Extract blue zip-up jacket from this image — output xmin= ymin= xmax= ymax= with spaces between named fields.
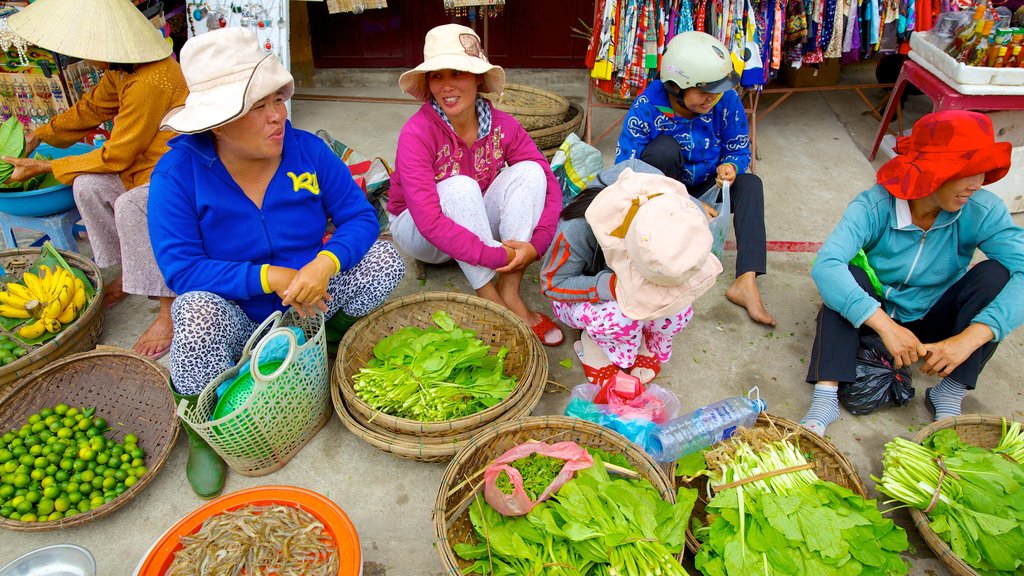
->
xmin=812 ymin=185 xmax=1024 ymax=341
xmin=614 ymin=80 xmax=751 ymax=187
xmin=148 ymin=121 xmax=379 ymax=322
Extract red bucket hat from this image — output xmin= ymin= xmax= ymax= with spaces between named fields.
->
xmin=876 ymin=110 xmax=1012 ymax=200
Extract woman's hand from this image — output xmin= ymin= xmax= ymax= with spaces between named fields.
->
xmin=715 ymin=163 xmax=737 ymax=184
xmin=865 ymin=309 xmax=927 ymax=369
xmin=921 ymin=324 xmax=994 ymax=377
xmin=2 ymin=156 xmax=52 ymax=183
xmin=496 ymin=240 xmax=538 ymax=274
xmin=281 ymin=254 xmax=335 ymax=317
xmin=23 ymin=132 xmax=40 ymax=157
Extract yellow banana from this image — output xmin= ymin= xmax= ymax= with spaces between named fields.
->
xmin=0 ymin=289 xmax=29 ymax=308
xmin=22 ymin=272 xmax=45 ymax=301
xmin=6 ymin=282 xmax=33 ymax=302
xmin=72 ymin=278 xmax=86 ymax=310
xmin=0 ymin=304 xmax=30 ymax=319
xmin=42 ymin=318 xmax=61 ymax=334
xmin=56 ymin=303 xmax=78 ymax=324
xmin=43 ymin=284 xmax=72 ymax=320
xmin=47 ymin=267 xmax=66 ymax=301
xmin=38 ymin=266 xmax=53 ymax=297
xmin=0 ymin=291 xmax=11 ymax=305
xmin=18 ymin=320 xmax=46 ymax=339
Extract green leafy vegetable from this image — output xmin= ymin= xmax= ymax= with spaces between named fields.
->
xmin=0 ymin=116 xmax=25 ymax=184
xmin=495 ymin=453 xmax=565 ymax=499
xmin=352 ymin=310 xmax=516 ymax=421
xmin=558 ymin=357 xmax=573 ymax=369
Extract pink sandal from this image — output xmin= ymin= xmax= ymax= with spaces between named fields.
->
xmin=530 ymin=313 xmax=564 ymax=347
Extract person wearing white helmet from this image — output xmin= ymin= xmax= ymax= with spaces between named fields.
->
xmin=616 ymin=31 xmax=775 ymax=326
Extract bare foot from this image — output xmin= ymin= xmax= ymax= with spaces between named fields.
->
xmin=102 ymin=274 xmax=127 ymax=310
xmin=725 ymin=272 xmax=776 ymax=326
xmin=132 ymin=297 xmax=174 ymax=359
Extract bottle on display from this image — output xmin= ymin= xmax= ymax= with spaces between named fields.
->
xmin=647 ymin=388 xmax=767 ymax=462
xmin=985 ymin=29 xmax=1012 ymax=66
xmin=948 ymin=3 xmax=990 ymax=57
xmin=994 ymin=46 xmax=1010 ymax=67
xmin=1007 ymin=45 xmax=1022 ymax=67
xmin=965 ymin=20 xmax=997 ymax=65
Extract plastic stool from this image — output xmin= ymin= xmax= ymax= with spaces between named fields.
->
xmin=0 ymin=207 xmax=82 ymax=253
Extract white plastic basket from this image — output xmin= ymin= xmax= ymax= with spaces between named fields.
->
xmin=909 ymin=31 xmax=1024 ymax=89
xmin=176 ymin=309 xmax=331 ymax=476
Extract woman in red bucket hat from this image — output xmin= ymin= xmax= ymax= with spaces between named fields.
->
xmin=800 ymin=110 xmax=1024 ymax=436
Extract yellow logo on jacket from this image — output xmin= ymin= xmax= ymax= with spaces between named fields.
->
xmin=287 ymin=172 xmax=320 ymax=195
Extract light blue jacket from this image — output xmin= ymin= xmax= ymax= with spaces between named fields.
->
xmin=812 ymin=185 xmax=1024 ymax=341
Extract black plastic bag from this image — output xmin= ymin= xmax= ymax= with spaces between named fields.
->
xmin=838 ymin=335 xmax=914 ymax=415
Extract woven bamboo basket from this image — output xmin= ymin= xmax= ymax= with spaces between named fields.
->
xmin=593 ymin=81 xmax=636 ymax=106
xmin=334 ymin=292 xmax=545 ymax=437
xmin=676 ymin=413 xmax=867 ymax=554
xmin=483 ymin=83 xmax=570 ymax=131
xmin=333 ymin=366 xmax=545 ymax=463
xmin=0 ymin=249 xmax=105 ymax=399
xmin=0 ymin=347 xmax=178 ymax=531
xmin=433 ymin=416 xmax=683 ymax=573
xmin=530 ymin=101 xmax=584 ymax=151
xmin=908 ymin=414 xmax=1017 ymax=576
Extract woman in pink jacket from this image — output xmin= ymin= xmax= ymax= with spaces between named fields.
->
xmin=388 ymin=24 xmax=565 ymax=346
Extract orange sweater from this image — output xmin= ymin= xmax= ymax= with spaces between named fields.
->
xmin=36 ymin=57 xmax=188 ymax=189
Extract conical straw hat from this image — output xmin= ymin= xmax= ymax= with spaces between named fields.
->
xmin=9 ymin=0 xmax=171 ymax=64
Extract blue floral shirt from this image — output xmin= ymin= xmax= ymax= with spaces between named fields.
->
xmin=615 ymin=80 xmax=751 ymax=187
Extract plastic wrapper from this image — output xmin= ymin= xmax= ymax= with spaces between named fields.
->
xmin=564 ymin=383 xmax=682 ymax=453
xmin=839 ymin=334 xmax=914 ymax=415
xmin=483 ymin=441 xmax=593 ymax=516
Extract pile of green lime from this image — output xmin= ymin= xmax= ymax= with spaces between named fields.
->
xmin=0 ymin=404 xmax=147 ymax=523
xmin=0 ymin=335 xmax=28 ymax=366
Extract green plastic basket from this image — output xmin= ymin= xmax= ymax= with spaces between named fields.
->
xmin=212 ymin=360 xmax=284 ymax=421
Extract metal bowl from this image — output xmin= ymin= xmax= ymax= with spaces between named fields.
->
xmin=0 ymin=544 xmax=96 ymax=576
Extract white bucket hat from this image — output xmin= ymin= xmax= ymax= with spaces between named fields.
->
xmin=161 ymin=28 xmax=294 ymax=134
xmin=8 ymin=0 xmax=171 ymax=64
xmin=398 ymin=24 xmax=505 ymax=101
xmin=586 ymin=169 xmax=723 ymax=321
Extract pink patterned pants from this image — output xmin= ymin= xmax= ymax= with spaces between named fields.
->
xmin=551 ymin=299 xmax=693 ymax=369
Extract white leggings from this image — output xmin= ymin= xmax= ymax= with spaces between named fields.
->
xmin=390 ymin=161 xmax=547 ymax=289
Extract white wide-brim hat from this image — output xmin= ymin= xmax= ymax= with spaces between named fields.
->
xmin=9 ymin=0 xmax=171 ymax=64
xmin=398 ymin=24 xmax=505 ymax=101
xmin=586 ymin=169 xmax=723 ymax=321
xmin=161 ymin=28 xmax=294 ymax=134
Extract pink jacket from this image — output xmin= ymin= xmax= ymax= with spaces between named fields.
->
xmin=388 ymin=101 xmax=562 ymax=269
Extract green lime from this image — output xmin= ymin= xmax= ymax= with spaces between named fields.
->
xmin=12 ymin=347 xmax=26 ymax=358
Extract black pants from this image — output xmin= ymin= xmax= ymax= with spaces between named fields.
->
xmin=639 ymin=134 xmax=767 ymax=276
xmin=806 ymin=261 xmax=1009 ymax=390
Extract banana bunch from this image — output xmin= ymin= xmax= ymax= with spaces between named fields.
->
xmin=0 ymin=266 xmax=87 ymax=339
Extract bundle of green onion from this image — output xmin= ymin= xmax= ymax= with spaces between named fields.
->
xmin=685 ymin=428 xmax=910 ymax=575
xmin=874 ymin=420 xmax=1024 ymax=575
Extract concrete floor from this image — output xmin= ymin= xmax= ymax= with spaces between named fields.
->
xmin=3 ymin=66 xmax=1024 ymax=576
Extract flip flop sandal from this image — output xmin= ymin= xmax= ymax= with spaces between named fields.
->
xmin=530 ymin=313 xmax=564 ymax=347
xmin=581 ymin=362 xmax=626 ymax=387
xmin=103 ymin=290 xmax=128 ymax=310
xmin=630 ymin=354 xmax=662 ymax=378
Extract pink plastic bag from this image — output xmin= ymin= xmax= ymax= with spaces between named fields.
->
xmin=483 ymin=441 xmax=594 ymax=516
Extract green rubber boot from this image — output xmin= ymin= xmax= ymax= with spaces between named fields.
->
xmin=325 ymin=311 xmax=362 ymax=357
xmin=170 ymin=383 xmax=227 ymax=499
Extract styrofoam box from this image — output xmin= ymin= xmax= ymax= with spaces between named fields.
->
xmin=910 ymin=31 xmax=1024 ymax=87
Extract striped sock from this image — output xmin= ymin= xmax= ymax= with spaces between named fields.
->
xmin=801 ymin=384 xmax=840 ymax=437
xmin=927 ymin=377 xmax=966 ymax=421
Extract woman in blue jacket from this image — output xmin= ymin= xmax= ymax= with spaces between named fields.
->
xmin=801 ymin=111 xmax=1024 ymax=436
xmin=616 ymin=31 xmax=774 ymax=326
xmin=149 ymin=29 xmax=404 ymax=497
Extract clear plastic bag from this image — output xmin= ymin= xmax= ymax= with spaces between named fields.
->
xmin=838 ymin=334 xmax=914 ymax=415
xmin=564 ymin=383 xmax=682 ymax=454
xmin=483 ymin=441 xmax=593 ymax=516
xmin=696 ymin=180 xmax=731 ymax=259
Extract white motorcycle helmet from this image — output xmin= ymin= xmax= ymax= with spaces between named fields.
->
xmin=660 ymin=31 xmax=740 ymax=94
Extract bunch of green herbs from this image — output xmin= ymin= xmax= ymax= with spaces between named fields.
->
xmin=495 ymin=453 xmax=566 ymax=499
xmin=353 ymin=310 xmax=516 ymax=422
xmin=873 ymin=423 xmax=1024 ymax=575
xmin=683 ymin=428 xmax=909 ymax=576
xmin=455 ymin=452 xmax=696 ymax=576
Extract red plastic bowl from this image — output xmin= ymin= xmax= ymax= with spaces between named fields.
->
xmin=135 ymin=485 xmax=361 ymax=575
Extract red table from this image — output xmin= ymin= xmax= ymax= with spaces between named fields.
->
xmin=870 ymin=59 xmax=1024 ymax=160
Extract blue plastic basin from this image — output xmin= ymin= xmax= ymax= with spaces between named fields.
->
xmin=0 ymin=142 xmax=98 ymax=217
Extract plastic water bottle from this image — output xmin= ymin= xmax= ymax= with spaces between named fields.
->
xmin=647 ymin=387 xmax=767 ymax=462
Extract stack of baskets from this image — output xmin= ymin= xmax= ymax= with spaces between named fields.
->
xmin=483 ymin=83 xmax=583 ymax=158
xmin=0 ymin=249 xmax=105 ymax=399
xmin=675 ymin=413 xmax=867 ymax=554
xmin=433 ymin=416 xmax=682 ymax=573
xmin=332 ymin=292 xmax=547 ymax=463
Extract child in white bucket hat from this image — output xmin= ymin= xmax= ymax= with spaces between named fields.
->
xmin=388 ymin=24 xmax=567 ymax=347
xmin=541 ymin=165 xmax=722 ymax=385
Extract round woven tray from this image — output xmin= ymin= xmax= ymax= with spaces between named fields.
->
xmin=676 ymin=413 xmax=867 ymax=554
xmin=334 ymin=292 xmax=545 ymax=437
xmin=483 ymin=83 xmax=570 ymax=131
xmin=433 ymin=416 xmax=682 ymax=573
xmin=593 ymin=82 xmax=636 ymax=106
xmin=530 ymin=101 xmax=584 ymax=151
xmin=908 ymin=414 xmax=1016 ymax=576
xmin=0 ymin=249 xmax=105 ymax=399
xmin=0 ymin=347 xmax=178 ymax=531
xmin=333 ymin=367 xmax=545 ymax=463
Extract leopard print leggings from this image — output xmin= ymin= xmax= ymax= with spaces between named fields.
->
xmin=169 ymin=240 xmax=404 ymax=394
